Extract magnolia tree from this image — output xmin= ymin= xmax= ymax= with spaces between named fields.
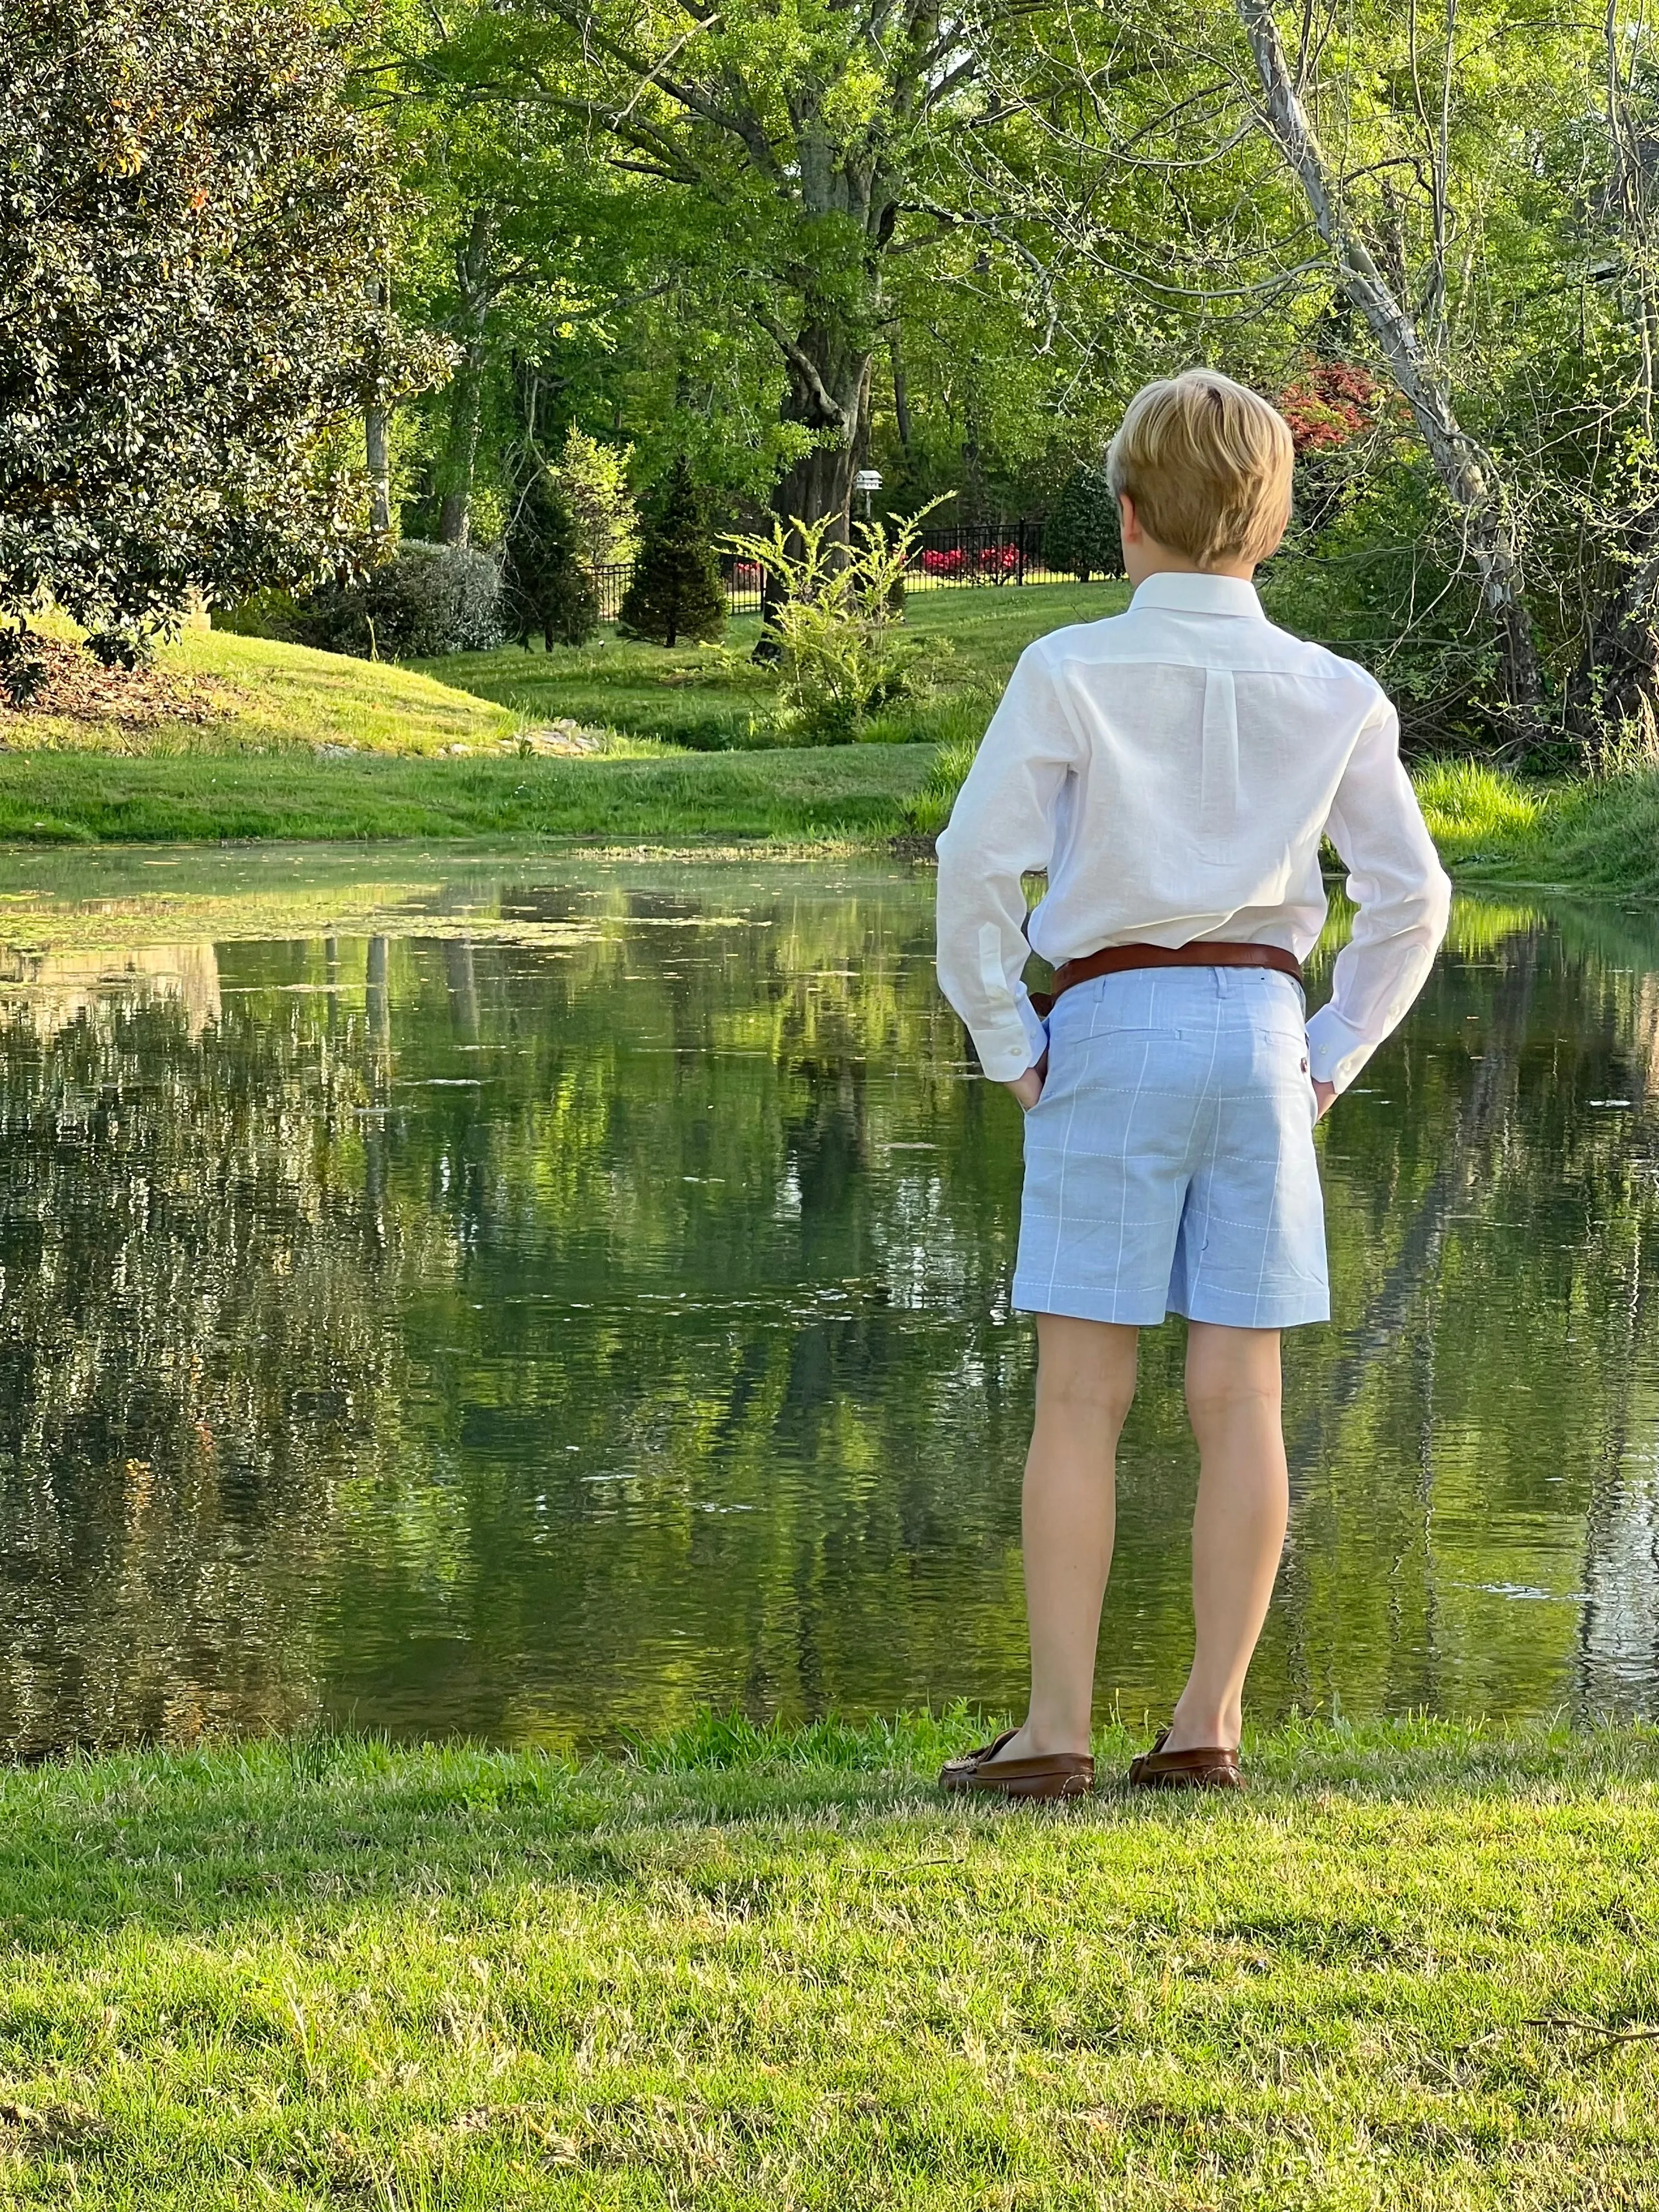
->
xmin=0 ymin=0 xmax=447 ymax=666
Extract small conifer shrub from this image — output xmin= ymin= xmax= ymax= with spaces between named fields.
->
xmin=1044 ymin=464 xmax=1122 ymax=583
xmin=503 ymin=470 xmax=597 ymax=650
xmin=618 ymin=458 xmax=726 ymax=646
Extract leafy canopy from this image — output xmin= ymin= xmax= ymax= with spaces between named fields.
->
xmin=0 ymin=0 xmax=445 ymax=656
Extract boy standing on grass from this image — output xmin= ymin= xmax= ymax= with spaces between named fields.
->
xmin=934 ymin=370 xmax=1450 ymax=1798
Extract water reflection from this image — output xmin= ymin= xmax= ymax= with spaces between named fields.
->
xmin=0 ymin=854 xmax=1656 ymax=1753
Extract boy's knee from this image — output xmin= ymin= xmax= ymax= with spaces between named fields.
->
xmin=1184 ymin=1336 xmax=1282 ymax=1431
xmin=1037 ymin=1357 xmax=1138 ymax=1431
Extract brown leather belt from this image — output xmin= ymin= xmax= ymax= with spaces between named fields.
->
xmin=1029 ymin=939 xmax=1302 ymax=1018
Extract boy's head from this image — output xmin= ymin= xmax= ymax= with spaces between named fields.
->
xmin=1107 ymin=370 xmax=1294 ymax=572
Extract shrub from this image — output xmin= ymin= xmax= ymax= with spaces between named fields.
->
xmin=1043 ymin=465 xmax=1122 ymax=583
xmin=225 ymin=539 xmax=504 ymax=658
xmin=726 ymin=502 xmax=946 ymax=743
xmin=502 ymin=472 xmax=597 ymax=650
xmin=918 ymin=541 xmax=1022 ymax=583
xmin=619 ymin=459 xmax=726 ymax=646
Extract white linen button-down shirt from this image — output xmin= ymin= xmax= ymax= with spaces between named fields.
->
xmin=935 ymin=571 xmax=1451 ymax=1089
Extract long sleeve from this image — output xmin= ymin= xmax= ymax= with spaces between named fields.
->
xmin=935 ymin=647 xmax=1080 ymax=1082
xmin=1306 ymin=696 xmax=1451 ymax=1093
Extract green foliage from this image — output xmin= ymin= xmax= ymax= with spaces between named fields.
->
xmin=0 ymin=0 xmax=447 ymax=659
xmin=229 ymin=540 xmax=505 ymax=659
xmin=727 ymin=504 xmax=949 ymax=742
xmin=902 ymin=735 xmax=981 ymax=836
xmin=502 ymin=471 xmax=597 ymax=649
xmin=1043 ymin=464 xmax=1123 ymax=582
xmin=550 ymin=427 xmax=638 ymax=572
xmin=618 ymin=458 xmax=726 ymax=647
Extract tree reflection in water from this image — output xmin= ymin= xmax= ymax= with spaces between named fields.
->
xmin=0 ymin=861 xmax=1656 ymax=1753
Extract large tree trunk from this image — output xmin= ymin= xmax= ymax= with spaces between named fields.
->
xmin=435 ymin=209 xmax=497 ymax=549
xmin=1235 ymin=0 xmax=1542 ymax=716
xmin=890 ymin=330 xmax=913 ymax=451
xmin=767 ymin=316 xmax=873 ymax=542
xmin=364 ymin=268 xmax=393 ymax=538
xmin=435 ymin=355 xmax=484 ymax=547
xmin=755 ymin=316 xmax=872 ymax=654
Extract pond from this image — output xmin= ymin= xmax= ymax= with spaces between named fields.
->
xmin=0 ymin=845 xmax=1656 ymax=1755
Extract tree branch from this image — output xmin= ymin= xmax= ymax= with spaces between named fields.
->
xmin=753 ymin=307 xmax=848 ymax=421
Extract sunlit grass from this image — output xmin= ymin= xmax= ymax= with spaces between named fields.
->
xmin=2 ymin=628 xmax=522 ymax=757
xmin=418 ymin=583 xmax=1128 ymax=752
xmin=1 ymin=1713 xmax=1656 ymax=2206
xmin=0 ymin=743 xmax=937 ymax=845
xmin=1412 ymin=758 xmax=1564 ymax=866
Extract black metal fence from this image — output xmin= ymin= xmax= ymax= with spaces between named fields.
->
xmin=593 ymin=519 xmax=1103 ymax=625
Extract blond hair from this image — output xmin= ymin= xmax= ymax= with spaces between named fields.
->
xmin=1106 ymin=370 xmax=1294 ymax=569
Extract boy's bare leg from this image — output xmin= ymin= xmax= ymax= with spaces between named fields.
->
xmin=1164 ymin=1322 xmax=1289 ymax=1754
xmin=988 ymin=1313 xmax=1138 ymax=1763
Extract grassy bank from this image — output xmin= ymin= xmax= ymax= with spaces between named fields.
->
xmin=9 ymin=611 xmax=1659 ymax=899
xmin=1 ymin=628 xmax=521 ymax=757
xmin=0 ymin=742 xmax=934 ymax=844
xmin=0 ymin=741 xmax=1629 ymax=873
xmin=1 ymin=1714 xmax=1655 ymax=2207
xmin=416 ymin=583 xmax=1127 ymax=751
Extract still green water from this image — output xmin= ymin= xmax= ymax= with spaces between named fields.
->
xmin=0 ymin=847 xmax=1655 ymax=1753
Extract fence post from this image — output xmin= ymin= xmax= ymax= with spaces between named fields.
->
xmin=1016 ymin=520 xmax=1028 ymax=588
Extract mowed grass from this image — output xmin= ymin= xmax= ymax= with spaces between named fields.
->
xmin=1 ymin=1714 xmax=1656 ymax=2208
xmin=3 ymin=629 xmax=520 ymax=757
xmin=12 ymin=599 xmax=1659 ymax=899
xmin=0 ymin=742 xmax=935 ymax=844
xmin=418 ymin=582 xmax=1130 ymax=749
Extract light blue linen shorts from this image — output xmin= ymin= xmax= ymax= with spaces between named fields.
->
xmin=1012 ymin=966 xmax=1329 ymax=1330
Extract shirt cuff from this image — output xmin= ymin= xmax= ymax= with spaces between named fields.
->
xmin=1017 ymin=992 xmax=1050 ymax=1066
xmin=1305 ymin=1005 xmax=1370 ymax=1094
xmin=974 ymin=1020 xmax=1044 ymax=1084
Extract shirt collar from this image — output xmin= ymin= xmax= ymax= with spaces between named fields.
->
xmin=1130 ymin=571 xmax=1264 ymax=619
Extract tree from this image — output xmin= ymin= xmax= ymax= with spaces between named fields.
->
xmin=396 ymin=2 xmax=1111 ymax=549
xmin=1044 ymin=466 xmax=1123 ymax=583
xmin=502 ymin=470 xmax=597 ymax=648
xmin=0 ymin=0 xmax=445 ymax=661
xmin=1231 ymin=0 xmax=1542 ymax=714
xmin=551 ymin=428 xmax=638 ymax=573
xmin=618 ymin=460 xmax=725 ymax=647
xmin=1570 ymin=5 xmax=1659 ymax=740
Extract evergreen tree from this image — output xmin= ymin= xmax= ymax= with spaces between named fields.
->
xmin=1044 ymin=465 xmax=1122 ymax=583
xmin=501 ymin=468 xmax=597 ymax=649
xmin=618 ymin=459 xmax=726 ymax=647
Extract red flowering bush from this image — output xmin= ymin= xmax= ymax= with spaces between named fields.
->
xmin=1278 ymin=363 xmax=1376 ymax=454
xmin=917 ymin=541 xmax=1020 ymax=583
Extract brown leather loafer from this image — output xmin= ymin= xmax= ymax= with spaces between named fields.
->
xmin=939 ymin=1728 xmax=1094 ymax=1802
xmin=1126 ymin=1727 xmax=1242 ymax=1791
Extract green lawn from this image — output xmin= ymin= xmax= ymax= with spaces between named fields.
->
xmin=7 ymin=596 xmax=1659 ymax=898
xmin=2 ymin=1714 xmax=1655 ymax=2207
xmin=416 ymin=582 xmax=1129 ymax=750
xmin=3 ymin=628 xmax=520 ymax=757
xmin=0 ymin=741 xmax=935 ymax=844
